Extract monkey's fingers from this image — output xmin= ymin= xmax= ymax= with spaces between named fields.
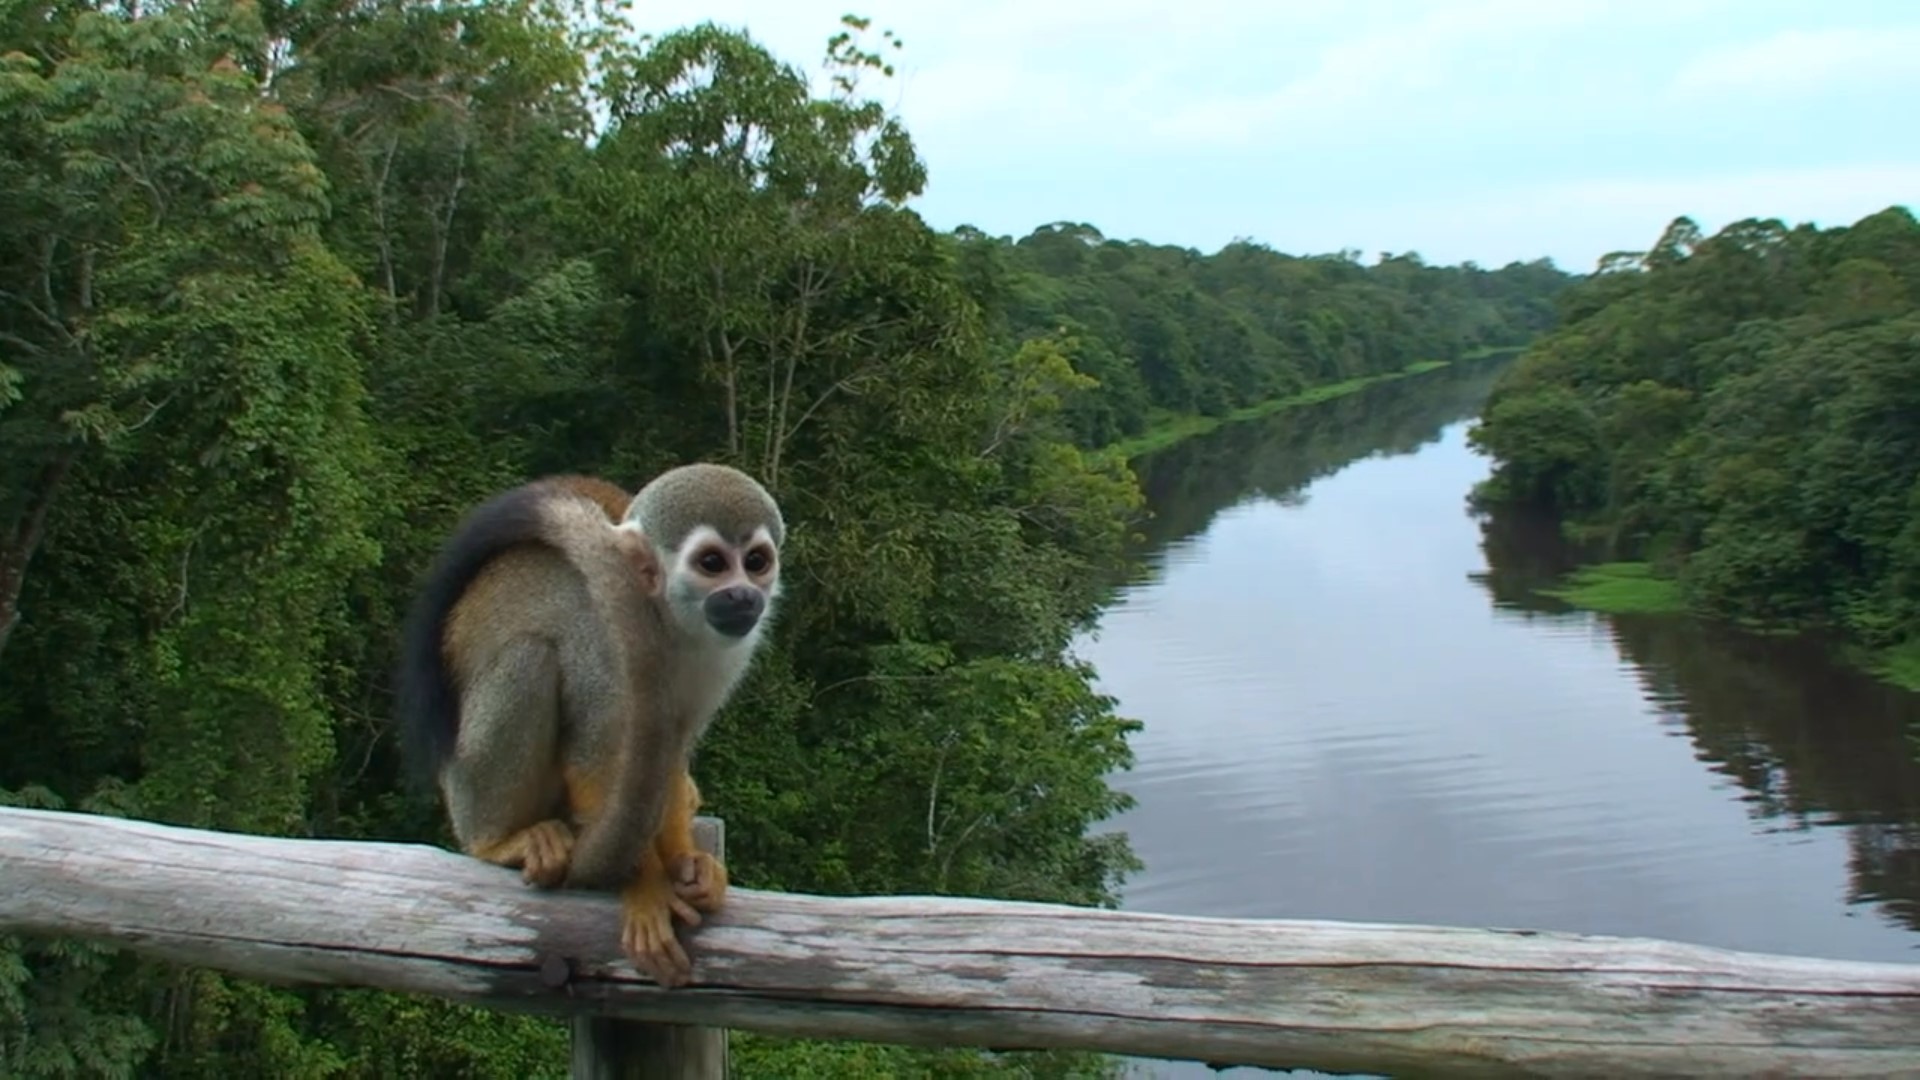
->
xmin=621 ymin=887 xmax=692 ymax=988
xmin=669 ymin=851 xmax=728 ymax=914
xmin=622 ymin=916 xmax=692 ymax=988
xmin=520 ymin=820 xmax=575 ymax=889
xmin=668 ymin=893 xmax=701 ymax=927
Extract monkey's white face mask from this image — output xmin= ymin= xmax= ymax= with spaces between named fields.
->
xmin=662 ymin=524 xmax=781 ymax=647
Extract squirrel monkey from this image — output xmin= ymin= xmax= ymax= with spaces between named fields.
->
xmin=396 ymin=464 xmax=784 ymax=987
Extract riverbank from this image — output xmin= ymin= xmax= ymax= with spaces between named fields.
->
xmin=1103 ymin=349 xmax=1518 ymax=460
xmin=1539 ymin=561 xmax=1685 ymax=614
xmin=1867 ymin=642 xmax=1920 ymax=693
xmin=1537 ymin=561 xmax=1920 ymax=693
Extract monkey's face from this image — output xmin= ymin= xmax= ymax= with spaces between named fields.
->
xmin=666 ymin=524 xmax=781 ymax=644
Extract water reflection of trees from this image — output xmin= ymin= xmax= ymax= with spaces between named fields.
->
xmin=1472 ymin=507 xmax=1920 ymax=933
xmin=1125 ymin=359 xmax=1509 ymax=564
xmin=1464 ymin=504 xmax=1597 ymax=617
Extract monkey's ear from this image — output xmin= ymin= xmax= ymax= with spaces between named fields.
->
xmin=622 ymin=535 xmax=664 ymax=595
xmin=609 ymin=524 xmax=660 ymax=590
xmin=635 ymin=555 xmax=663 ymax=595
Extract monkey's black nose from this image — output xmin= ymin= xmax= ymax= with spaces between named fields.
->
xmin=704 ymin=586 xmax=765 ymax=638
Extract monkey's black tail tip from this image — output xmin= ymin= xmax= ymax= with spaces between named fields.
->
xmin=395 ymin=601 xmax=458 ymax=792
xmin=393 ymin=480 xmax=560 ymax=790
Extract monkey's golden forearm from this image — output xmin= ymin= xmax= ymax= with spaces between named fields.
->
xmin=656 ymin=770 xmax=728 ymax=916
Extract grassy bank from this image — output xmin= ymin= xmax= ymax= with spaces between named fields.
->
xmin=1537 ymin=561 xmax=1686 ymax=614
xmin=1849 ymin=639 xmax=1920 ymax=693
xmin=1537 ymin=562 xmax=1920 ymax=693
xmin=1106 ymin=358 xmax=1458 ymax=460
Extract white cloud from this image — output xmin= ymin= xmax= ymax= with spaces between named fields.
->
xmin=880 ymin=1 xmax=1355 ymax=146
xmin=1141 ymin=0 xmax=1613 ymax=147
xmin=1670 ymin=25 xmax=1920 ymax=99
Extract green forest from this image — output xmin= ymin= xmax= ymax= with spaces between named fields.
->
xmin=0 ymin=2 xmax=1573 ymax=1076
xmin=1469 ymin=206 xmax=1920 ymax=691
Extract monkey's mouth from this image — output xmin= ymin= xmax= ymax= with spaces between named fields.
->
xmin=704 ymin=587 xmax=765 ymax=638
xmin=708 ymin=613 xmax=759 ymax=638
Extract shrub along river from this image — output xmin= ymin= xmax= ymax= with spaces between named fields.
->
xmin=1072 ymin=356 xmax=1920 ymax=1078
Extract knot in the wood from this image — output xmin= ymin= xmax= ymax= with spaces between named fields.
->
xmin=538 ymin=952 xmax=574 ymax=989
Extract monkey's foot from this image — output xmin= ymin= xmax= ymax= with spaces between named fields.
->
xmin=518 ymin=819 xmax=575 ymax=888
xmin=620 ymin=877 xmax=693 ymax=988
xmin=668 ymin=851 xmax=729 ymax=920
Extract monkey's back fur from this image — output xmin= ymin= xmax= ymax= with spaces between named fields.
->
xmin=395 ymin=475 xmax=634 ymax=788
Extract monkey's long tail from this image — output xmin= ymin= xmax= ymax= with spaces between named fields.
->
xmin=394 ymin=482 xmax=569 ymax=789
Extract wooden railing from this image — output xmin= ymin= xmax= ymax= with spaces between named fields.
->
xmin=5 ymin=805 xmax=1920 ymax=1078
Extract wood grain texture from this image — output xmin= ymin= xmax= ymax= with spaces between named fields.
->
xmin=6 ymin=806 xmax=1920 ymax=1077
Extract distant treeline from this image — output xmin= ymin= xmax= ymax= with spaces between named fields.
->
xmin=956 ymin=222 xmax=1574 ymax=447
xmin=1469 ymin=206 xmax=1920 ymax=686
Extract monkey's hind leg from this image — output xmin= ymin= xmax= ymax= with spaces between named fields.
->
xmin=658 ymin=771 xmax=728 ymax=920
xmin=442 ymin=639 xmax=576 ymax=888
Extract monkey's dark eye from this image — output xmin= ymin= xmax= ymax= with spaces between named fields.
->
xmin=743 ymin=549 xmax=771 ymax=574
xmin=697 ymin=551 xmax=728 ymax=574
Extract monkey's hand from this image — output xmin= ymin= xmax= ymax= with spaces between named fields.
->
xmin=620 ymin=871 xmax=696 ymax=988
xmin=669 ymin=851 xmax=728 ymax=921
xmin=470 ymin=819 xmax=575 ymax=889
xmin=517 ymin=819 xmax=575 ymax=888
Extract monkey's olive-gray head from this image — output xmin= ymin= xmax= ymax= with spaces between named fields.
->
xmin=624 ymin=463 xmax=785 ymax=554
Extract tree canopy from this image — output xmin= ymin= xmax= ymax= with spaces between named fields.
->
xmin=1468 ymin=206 xmax=1920 ymax=687
xmin=954 ymin=222 xmax=1570 ymax=448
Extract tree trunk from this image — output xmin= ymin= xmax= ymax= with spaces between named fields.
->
xmin=0 ymin=449 xmax=77 ymax=660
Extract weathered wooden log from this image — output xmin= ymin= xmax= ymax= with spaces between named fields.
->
xmin=5 ymin=805 xmax=1920 ymax=1077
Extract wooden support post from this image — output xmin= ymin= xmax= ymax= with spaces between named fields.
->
xmin=570 ymin=815 xmax=728 ymax=1080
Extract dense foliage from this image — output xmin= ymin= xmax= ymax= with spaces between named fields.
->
xmin=957 ymin=223 xmax=1569 ymax=448
xmin=0 ymin=1 xmax=1565 ymax=1075
xmin=1469 ymin=207 xmax=1920 ymax=687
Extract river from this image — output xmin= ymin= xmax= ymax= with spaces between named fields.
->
xmin=1071 ymin=357 xmax=1920 ymax=1078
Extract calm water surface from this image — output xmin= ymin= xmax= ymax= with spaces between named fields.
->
xmin=1072 ymin=360 xmax=1920 ymax=1077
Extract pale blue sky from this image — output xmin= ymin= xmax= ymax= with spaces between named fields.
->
xmin=635 ymin=1 xmax=1919 ymax=273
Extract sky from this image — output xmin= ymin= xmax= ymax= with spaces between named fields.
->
xmin=626 ymin=0 xmax=1920 ymax=274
